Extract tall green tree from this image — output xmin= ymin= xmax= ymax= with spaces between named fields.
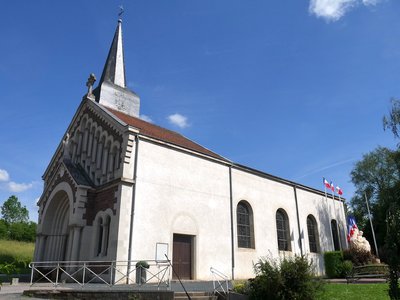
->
xmin=386 ymin=198 xmax=400 ymax=299
xmin=384 ymin=98 xmax=400 ymax=141
xmin=350 ymin=147 xmax=400 ymax=254
xmin=383 ymin=99 xmax=400 ymax=299
xmin=1 ymin=195 xmax=29 ymax=224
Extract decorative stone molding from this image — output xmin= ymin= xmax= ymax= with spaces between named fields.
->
xmin=40 ymin=166 xmax=78 ymax=225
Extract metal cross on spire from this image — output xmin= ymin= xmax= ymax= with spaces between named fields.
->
xmin=118 ymin=5 xmax=124 ymax=21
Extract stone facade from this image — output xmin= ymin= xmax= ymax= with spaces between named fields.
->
xmin=34 ymin=20 xmax=347 ymax=282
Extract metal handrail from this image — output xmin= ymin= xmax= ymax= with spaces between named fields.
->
xmin=165 ymin=254 xmax=191 ymax=300
xmin=29 ymin=260 xmax=171 ymax=288
xmin=210 ymin=267 xmax=229 ymax=296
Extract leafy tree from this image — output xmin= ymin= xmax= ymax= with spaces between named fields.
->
xmin=382 ymin=98 xmax=400 ymax=299
xmin=0 ymin=219 xmax=8 ymax=239
xmin=1 ymin=195 xmax=29 ymax=224
xmin=384 ymin=98 xmax=400 ymax=141
xmin=350 ymin=147 xmax=400 ymax=252
xmin=9 ymin=222 xmax=37 ymax=242
xmin=386 ymin=201 xmax=400 ymax=300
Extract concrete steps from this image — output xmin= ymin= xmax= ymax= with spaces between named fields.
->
xmin=174 ymin=291 xmax=217 ymax=300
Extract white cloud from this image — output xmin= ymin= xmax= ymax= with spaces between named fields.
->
xmin=309 ymin=0 xmax=382 ymax=22
xmin=167 ymin=113 xmax=189 ymax=129
xmin=362 ymin=0 xmax=381 ymax=4
xmin=8 ymin=181 xmax=34 ymax=193
xmin=0 ymin=169 xmax=9 ymax=182
xmin=140 ymin=114 xmax=154 ymax=123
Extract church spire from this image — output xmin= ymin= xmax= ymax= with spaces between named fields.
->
xmin=98 ymin=19 xmax=126 ymax=88
xmin=94 ymin=18 xmax=140 ymax=118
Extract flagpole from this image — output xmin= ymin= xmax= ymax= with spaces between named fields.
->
xmin=336 ymin=186 xmax=349 ymax=249
xmin=343 ymin=201 xmax=349 ymax=248
xmin=331 ymin=184 xmax=342 ymax=250
xmin=364 ymin=192 xmax=379 ymax=258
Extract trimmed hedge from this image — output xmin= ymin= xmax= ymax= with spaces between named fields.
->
xmin=324 ymin=251 xmax=344 ymax=278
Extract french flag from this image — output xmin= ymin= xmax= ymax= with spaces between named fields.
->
xmin=347 ymin=216 xmax=358 ymax=242
xmin=336 ymin=186 xmax=343 ymax=196
xmin=330 ymin=181 xmax=335 ymax=192
xmin=323 ymin=177 xmax=331 ymax=189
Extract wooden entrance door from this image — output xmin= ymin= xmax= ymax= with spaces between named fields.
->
xmin=172 ymin=234 xmax=192 ymax=279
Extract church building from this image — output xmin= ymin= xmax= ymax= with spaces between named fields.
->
xmin=34 ymin=19 xmax=347 ymax=281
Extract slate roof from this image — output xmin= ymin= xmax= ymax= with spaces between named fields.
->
xmin=105 ymin=107 xmax=228 ymax=162
xmin=63 ymin=159 xmax=93 ymax=187
xmin=98 ymin=19 xmax=126 ymax=87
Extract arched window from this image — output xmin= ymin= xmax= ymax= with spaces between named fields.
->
xmin=237 ymin=201 xmax=254 ymax=248
xmin=96 ymin=218 xmax=103 ymax=256
xmin=95 ymin=215 xmax=112 ymax=257
xmin=103 ymin=216 xmax=111 ymax=256
xmin=276 ymin=209 xmax=291 ymax=251
xmin=331 ymin=219 xmax=340 ymax=251
xmin=307 ymin=215 xmax=319 ymax=253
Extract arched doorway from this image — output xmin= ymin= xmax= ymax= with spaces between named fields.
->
xmin=41 ymin=190 xmax=70 ymax=261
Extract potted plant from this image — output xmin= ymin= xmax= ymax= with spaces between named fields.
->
xmin=135 ymin=261 xmax=150 ymax=284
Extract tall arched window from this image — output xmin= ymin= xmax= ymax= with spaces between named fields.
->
xmin=96 ymin=218 xmax=103 ymax=256
xmin=276 ymin=209 xmax=291 ymax=251
xmin=237 ymin=201 xmax=254 ymax=248
xmin=307 ymin=215 xmax=319 ymax=253
xmin=103 ymin=216 xmax=111 ymax=256
xmin=331 ymin=219 xmax=340 ymax=251
xmin=95 ymin=215 xmax=112 ymax=257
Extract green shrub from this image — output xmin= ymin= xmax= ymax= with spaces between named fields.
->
xmin=135 ymin=261 xmax=150 ymax=269
xmin=248 ymin=255 xmax=323 ymax=300
xmin=324 ymin=251 xmax=344 ymax=278
xmin=343 ymin=248 xmax=374 ymax=266
xmin=0 ymin=220 xmax=8 ymax=240
xmin=0 ymin=262 xmax=16 ymax=275
xmin=340 ymin=260 xmax=353 ymax=277
xmin=8 ymin=222 xmax=37 ymax=242
xmin=233 ymin=281 xmax=250 ymax=295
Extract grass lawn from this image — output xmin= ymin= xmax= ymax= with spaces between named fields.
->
xmin=0 ymin=239 xmax=34 ymax=262
xmin=318 ymin=283 xmax=389 ymax=300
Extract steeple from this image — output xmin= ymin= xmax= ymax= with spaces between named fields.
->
xmin=99 ymin=19 xmax=126 ymax=87
xmin=93 ymin=19 xmax=140 ymax=118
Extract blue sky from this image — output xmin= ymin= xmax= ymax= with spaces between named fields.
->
xmin=0 ymin=0 xmax=399 ymax=221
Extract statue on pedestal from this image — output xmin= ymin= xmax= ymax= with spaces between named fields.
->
xmin=349 ymin=227 xmax=371 ymax=252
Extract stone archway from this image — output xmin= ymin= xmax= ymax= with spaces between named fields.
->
xmin=41 ymin=190 xmax=70 ymax=261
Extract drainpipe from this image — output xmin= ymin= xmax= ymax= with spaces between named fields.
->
xmin=229 ymin=166 xmax=235 ymax=280
xmin=293 ymin=185 xmax=303 ymax=256
xmin=342 ymin=199 xmax=349 ymax=249
xmin=127 ymin=135 xmax=139 ymax=283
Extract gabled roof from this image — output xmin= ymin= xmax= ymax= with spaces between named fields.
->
xmin=105 ymin=106 xmax=228 ymax=162
xmin=63 ymin=159 xmax=93 ymax=187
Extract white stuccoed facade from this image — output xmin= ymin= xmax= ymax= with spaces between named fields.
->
xmin=34 ymin=20 xmax=347 ymax=282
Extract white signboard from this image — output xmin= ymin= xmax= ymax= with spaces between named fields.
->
xmin=155 ymin=243 xmax=168 ymax=263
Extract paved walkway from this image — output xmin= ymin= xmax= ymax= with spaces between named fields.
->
xmin=0 ymin=278 xmax=387 ymax=299
xmin=0 ymin=281 xmax=228 ymax=299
